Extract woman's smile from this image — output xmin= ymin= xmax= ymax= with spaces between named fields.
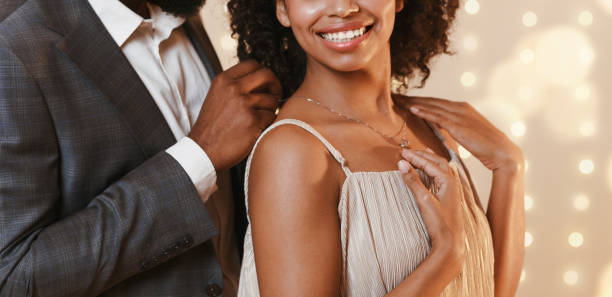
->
xmin=316 ymin=22 xmax=375 ymax=52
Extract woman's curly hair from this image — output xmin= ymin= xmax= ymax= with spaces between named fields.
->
xmin=228 ymin=0 xmax=460 ymax=97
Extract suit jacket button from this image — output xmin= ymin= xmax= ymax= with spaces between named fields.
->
xmin=206 ymin=284 xmax=222 ymax=296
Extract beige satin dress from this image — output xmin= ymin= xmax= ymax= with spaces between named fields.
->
xmin=238 ymin=119 xmax=495 ymax=297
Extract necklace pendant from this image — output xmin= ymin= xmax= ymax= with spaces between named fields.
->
xmin=400 ymin=140 xmax=409 ymax=149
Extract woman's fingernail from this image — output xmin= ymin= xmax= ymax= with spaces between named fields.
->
xmin=401 ymin=149 xmax=412 ymax=158
xmin=410 ymin=106 xmax=419 ymax=113
xmin=398 ymin=160 xmax=410 ymax=173
xmin=426 ymin=148 xmax=434 ymax=153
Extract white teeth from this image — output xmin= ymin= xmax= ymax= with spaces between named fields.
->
xmin=321 ymin=27 xmax=367 ymax=42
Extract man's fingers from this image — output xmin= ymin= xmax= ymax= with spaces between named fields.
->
xmin=255 ymin=109 xmax=276 ymax=131
xmin=250 ymin=93 xmax=281 ymax=112
xmin=224 ymin=59 xmax=262 ymax=79
xmin=238 ymin=67 xmax=283 ymax=96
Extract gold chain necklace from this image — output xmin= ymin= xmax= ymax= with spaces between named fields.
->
xmin=296 ymin=96 xmax=410 ymax=149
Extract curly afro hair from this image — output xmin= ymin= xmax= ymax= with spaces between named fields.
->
xmin=228 ymin=0 xmax=460 ymax=97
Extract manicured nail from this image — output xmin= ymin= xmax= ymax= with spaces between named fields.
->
xmin=401 ymin=149 xmax=413 ymax=159
xmin=398 ymin=160 xmax=410 ymax=173
xmin=426 ymin=148 xmax=434 ymax=153
xmin=410 ymin=106 xmax=419 ymax=113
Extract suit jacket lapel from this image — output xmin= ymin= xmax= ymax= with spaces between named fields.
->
xmin=183 ymin=15 xmax=224 ymax=79
xmin=46 ymin=0 xmax=176 ymax=159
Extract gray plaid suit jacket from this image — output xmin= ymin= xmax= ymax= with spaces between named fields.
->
xmin=0 ymin=0 xmax=246 ymax=296
xmin=0 ymin=0 xmax=25 ymax=22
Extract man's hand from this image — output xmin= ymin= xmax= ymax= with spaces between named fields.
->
xmin=189 ymin=60 xmax=282 ymax=171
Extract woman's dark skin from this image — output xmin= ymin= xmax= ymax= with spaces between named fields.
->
xmin=248 ymin=0 xmax=524 ymax=296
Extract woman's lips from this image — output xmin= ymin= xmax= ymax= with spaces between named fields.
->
xmin=316 ymin=24 xmax=373 ymax=53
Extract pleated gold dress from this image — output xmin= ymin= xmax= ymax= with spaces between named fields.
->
xmin=238 ymin=119 xmax=495 ymax=297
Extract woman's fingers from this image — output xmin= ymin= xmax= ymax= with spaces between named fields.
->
xmin=401 ymin=149 xmax=453 ymax=191
xmin=398 ymin=160 xmax=442 ymax=221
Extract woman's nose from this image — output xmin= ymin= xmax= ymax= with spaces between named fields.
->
xmin=327 ymin=0 xmax=360 ymax=18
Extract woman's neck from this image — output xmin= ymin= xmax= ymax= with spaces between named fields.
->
xmin=295 ymin=50 xmax=399 ymax=122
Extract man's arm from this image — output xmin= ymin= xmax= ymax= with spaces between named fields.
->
xmin=0 ymin=44 xmax=217 ymax=297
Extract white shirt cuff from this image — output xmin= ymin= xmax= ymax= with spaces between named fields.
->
xmin=166 ymin=137 xmax=218 ymax=202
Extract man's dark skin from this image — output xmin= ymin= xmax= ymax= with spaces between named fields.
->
xmin=121 ymin=0 xmax=282 ymax=177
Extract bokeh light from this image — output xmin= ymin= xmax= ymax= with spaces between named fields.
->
xmin=511 ymin=121 xmax=527 ymax=137
xmin=460 ymin=72 xmax=477 ymax=87
xmin=542 ymin=86 xmax=599 ymax=141
xmin=520 ymin=48 xmax=535 ymax=64
xmin=579 ymin=159 xmax=595 ymax=175
xmin=462 ymin=34 xmax=479 ymax=51
xmin=525 ymin=231 xmax=534 ymax=247
xmin=568 ymin=232 xmax=584 ymax=248
xmin=564 ymin=270 xmax=579 ymax=286
xmin=522 ymin=11 xmax=538 ymax=27
xmin=525 ymin=195 xmax=534 ymax=211
xmin=534 ymin=27 xmax=594 ymax=86
xmin=578 ymin=11 xmax=594 ymax=26
xmin=573 ymin=194 xmax=590 ymax=211
xmin=579 ymin=122 xmax=596 ymax=137
xmin=465 ymin=0 xmax=480 ymax=15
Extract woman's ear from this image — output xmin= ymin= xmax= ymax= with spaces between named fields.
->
xmin=395 ymin=0 xmax=404 ymax=12
xmin=276 ymin=0 xmax=291 ymax=27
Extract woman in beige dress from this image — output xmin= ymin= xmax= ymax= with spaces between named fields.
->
xmin=228 ymin=0 xmax=525 ymax=296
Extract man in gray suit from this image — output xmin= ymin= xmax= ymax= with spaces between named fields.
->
xmin=0 ymin=0 xmax=281 ymax=296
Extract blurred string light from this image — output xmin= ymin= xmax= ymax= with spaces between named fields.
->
xmin=579 ymin=159 xmax=595 ymax=175
xmin=525 ymin=231 xmax=533 ymax=247
xmin=564 ymin=270 xmax=579 ymax=286
xmin=460 ymin=72 xmax=477 ymax=87
xmin=524 ymin=195 xmax=534 ymax=211
xmin=578 ymin=11 xmax=594 ymax=27
xmin=465 ymin=0 xmax=480 ymax=15
xmin=522 ymin=11 xmax=538 ymax=27
xmin=573 ymin=194 xmax=590 ymax=211
xmin=568 ymin=232 xmax=584 ymax=248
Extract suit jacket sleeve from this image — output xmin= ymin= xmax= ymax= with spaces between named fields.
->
xmin=0 ymin=44 xmax=218 ymax=296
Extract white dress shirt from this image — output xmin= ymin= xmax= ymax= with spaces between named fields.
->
xmin=88 ymin=1 xmax=240 ymax=296
xmin=88 ymin=0 xmax=217 ymax=200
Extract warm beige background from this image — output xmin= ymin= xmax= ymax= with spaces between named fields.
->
xmin=201 ymin=0 xmax=612 ymax=296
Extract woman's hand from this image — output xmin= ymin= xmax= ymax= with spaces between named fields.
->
xmin=404 ymin=97 xmax=524 ymax=173
xmin=398 ymin=149 xmax=465 ymax=274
